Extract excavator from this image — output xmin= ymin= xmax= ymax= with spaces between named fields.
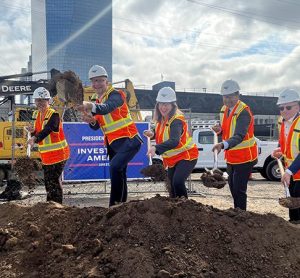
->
xmin=0 ymin=69 xmax=142 ymax=187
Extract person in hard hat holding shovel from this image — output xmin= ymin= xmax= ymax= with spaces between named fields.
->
xmin=272 ymin=89 xmax=300 ymax=223
xmin=212 ymin=80 xmax=258 ymax=211
xmin=27 ymin=87 xmax=70 ymax=204
xmin=144 ymin=87 xmax=199 ymax=198
xmin=76 ymin=65 xmax=142 ymax=207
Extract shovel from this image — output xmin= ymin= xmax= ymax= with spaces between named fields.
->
xmin=201 ymin=130 xmax=226 ymax=189
xmin=276 ymin=158 xmax=300 ymax=209
xmin=25 ymin=127 xmax=31 ymax=158
xmin=147 ymin=136 xmax=152 ymax=166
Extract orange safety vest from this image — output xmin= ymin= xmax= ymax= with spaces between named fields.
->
xmin=33 ymin=108 xmax=70 ymax=165
xmin=155 ymin=113 xmax=199 ymax=168
xmin=94 ymin=85 xmax=138 ymax=145
xmin=220 ymin=100 xmax=257 ymax=164
xmin=278 ymin=115 xmax=300 ymax=180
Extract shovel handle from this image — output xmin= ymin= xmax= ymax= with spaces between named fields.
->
xmin=24 ymin=127 xmax=31 ymax=158
xmin=276 ymin=158 xmax=291 ymax=198
xmin=147 ymin=136 xmax=152 ymax=166
xmin=212 ymin=130 xmax=218 ymax=169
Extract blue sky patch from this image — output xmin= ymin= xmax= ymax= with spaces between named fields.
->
xmin=221 ymin=36 xmax=296 ymax=59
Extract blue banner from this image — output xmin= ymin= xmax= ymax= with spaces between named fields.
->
xmin=63 ymin=122 xmax=150 ymax=181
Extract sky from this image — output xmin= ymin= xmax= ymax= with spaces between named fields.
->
xmin=1 ymin=0 xmax=300 ymax=96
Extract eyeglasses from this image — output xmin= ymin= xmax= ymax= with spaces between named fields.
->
xmin=279 ymin=104 xmax=297 ymax=111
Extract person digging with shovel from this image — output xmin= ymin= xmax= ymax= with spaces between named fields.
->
xmin=76 ymin=65 xmax=142 ymax=207
xmin=144 ymin=87 xmax=198 ymax=198
xmin=212 ymin=80 xmax=258 ymax=211
xmin=272 ymin=89 xmax=300 ymax=224
xmin=27 ymin=87 xmax=70 ymax=204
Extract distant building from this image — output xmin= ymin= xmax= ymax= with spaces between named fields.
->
xmin=152 ymin=81 xmax=176 ymax=91
xmin=31 ymin=0 xmax=112 ymax=85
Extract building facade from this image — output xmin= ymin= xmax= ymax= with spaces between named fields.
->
xmin=31 ymin=0 xmax=112 ymax=85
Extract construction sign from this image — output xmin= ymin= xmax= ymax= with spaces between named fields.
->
xmin=62 ymin=122 xmax=149 ymax=182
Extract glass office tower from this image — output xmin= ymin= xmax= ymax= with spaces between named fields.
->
xmin=31 ymin=0 xmax=112 ymax=85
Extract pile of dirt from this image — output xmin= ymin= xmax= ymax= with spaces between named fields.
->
xmin=0 ymin=196 xmax=299 ymax=278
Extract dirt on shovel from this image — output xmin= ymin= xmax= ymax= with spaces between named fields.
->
xmin=201 ymin=169 xmax=227 ymax=189
xmin=140 ymin=164 xmax=172 ymax=196
xmin=14 ymin=157 xmax=42 ymax=189
xmin=279 ymin=197 xmax=300 ymax=209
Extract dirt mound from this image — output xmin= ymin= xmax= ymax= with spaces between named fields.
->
xmin=0 ymin=196 xmax=299 ymax=278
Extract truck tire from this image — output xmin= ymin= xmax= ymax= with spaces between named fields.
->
xmin=265 ymin=160 xmax=281 ymax=181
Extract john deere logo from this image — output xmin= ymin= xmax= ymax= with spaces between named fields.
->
xmin=161 ymin=93 xmax=167 ymax=97
xmin=223 ymin=86 xmax=228 ymax=90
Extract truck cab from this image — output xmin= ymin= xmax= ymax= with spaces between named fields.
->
xmin=192 ymin=128 xmax=280 ymax=181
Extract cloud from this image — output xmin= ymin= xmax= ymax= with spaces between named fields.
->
xmin=0 ymin=0 xmax=31 ymax=75
xmin=112 ymin=0 xmax=300 ymax=94
xmin=1 ymin=0 xmax=300 ymax=95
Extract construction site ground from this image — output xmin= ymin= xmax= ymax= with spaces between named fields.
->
xmin=2 ymin=173 xmax=289 ymax=220
xmin=1 ymin=173 xmax=300 ymax=278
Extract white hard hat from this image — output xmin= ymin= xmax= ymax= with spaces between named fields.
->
xmin=33 ymin=87 xmax=51 ymax=99
xmin=221 ymin=80 xmax=240 ymax=96
xmin=277 ymin=89 xmax=300 ymax=105
xmin=88 ymin=65 xmax=108 ymax=79
xmin=156 ymin=87 xmax=176 ymax=102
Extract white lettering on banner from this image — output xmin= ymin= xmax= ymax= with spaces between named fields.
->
xmin=77 ymin=148 xmax=107 ymax=154
xmin=81 ymin=136 xmax=104 ymax=141
xmin=87 ymin=155 xmax=109 ymax=161
xmin=98 ymin=162 xmax=110 ymax=166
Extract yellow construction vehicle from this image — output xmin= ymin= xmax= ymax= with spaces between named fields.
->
xmin=0 ymin=70 xmax=143 ymax=185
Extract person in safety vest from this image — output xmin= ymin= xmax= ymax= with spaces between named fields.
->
xmin=144 ymin=87 xmax=199 ymax=198
xmin=272 ymin=89 xmax=300 ymax=223
xmin=27 ymin=87 xmax=70 ymax=203
xmin=76 ymin=65 xmax=142 ymax=207
xmin=212 ymin=80 xmax=258 ymax=210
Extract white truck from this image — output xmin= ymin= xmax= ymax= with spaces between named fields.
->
xmin=152 ymin=128 xmax=280 ymax=181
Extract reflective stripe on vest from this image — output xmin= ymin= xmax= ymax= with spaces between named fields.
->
xmin=34 ymin=107 xmax=70 ymax=165
xmin=156 ymin=114 xmax=198 ymax=165
xmin=221 ymin=101 xmax=246 ymax=138
xmin=230 ymin=137 xmax=256 ymax=151
xmin=280 ymin=116 xmax=300 ymax=178
xmin=41 ymin=109 xmax=54 ymax=146
xmin=162 ymin=137 xmax=195 ymax=158
xmin=102 ymin=116 xmax=133 ymax=134
xmin=220 ymin=100 xmax=257 ymax=164
xmin=39 ymin=139 xmax=68 ymax=153
xmin=95 ymin=86 xmax=137 ymax=144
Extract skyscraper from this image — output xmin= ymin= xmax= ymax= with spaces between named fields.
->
xmin=31 ymin=0 xmax=112 ymax=85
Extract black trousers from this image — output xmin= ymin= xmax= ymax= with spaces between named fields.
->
xmin=227 ymin=162 xmax=254 ymax=211
xmin=167 ymin=159 xmax=197 ymax=198
xmin=43 ymin=160 xmax=66 ymax=204
xmin=289 ymin=179 xmax=300 ymax=221
xmin=108 ymin=138 xmax=141 ymax=207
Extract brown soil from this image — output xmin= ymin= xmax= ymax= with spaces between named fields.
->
xmin=14 ymin=157 xmax=42 ymax=189
xmin=201 ymin=170 xmax=226 ymax=189
xmin=0 ymin=196 xmax=299 ymax=278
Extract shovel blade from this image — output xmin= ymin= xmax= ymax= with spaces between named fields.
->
xmin=279 ymin=197 xmax=300 ymax=209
